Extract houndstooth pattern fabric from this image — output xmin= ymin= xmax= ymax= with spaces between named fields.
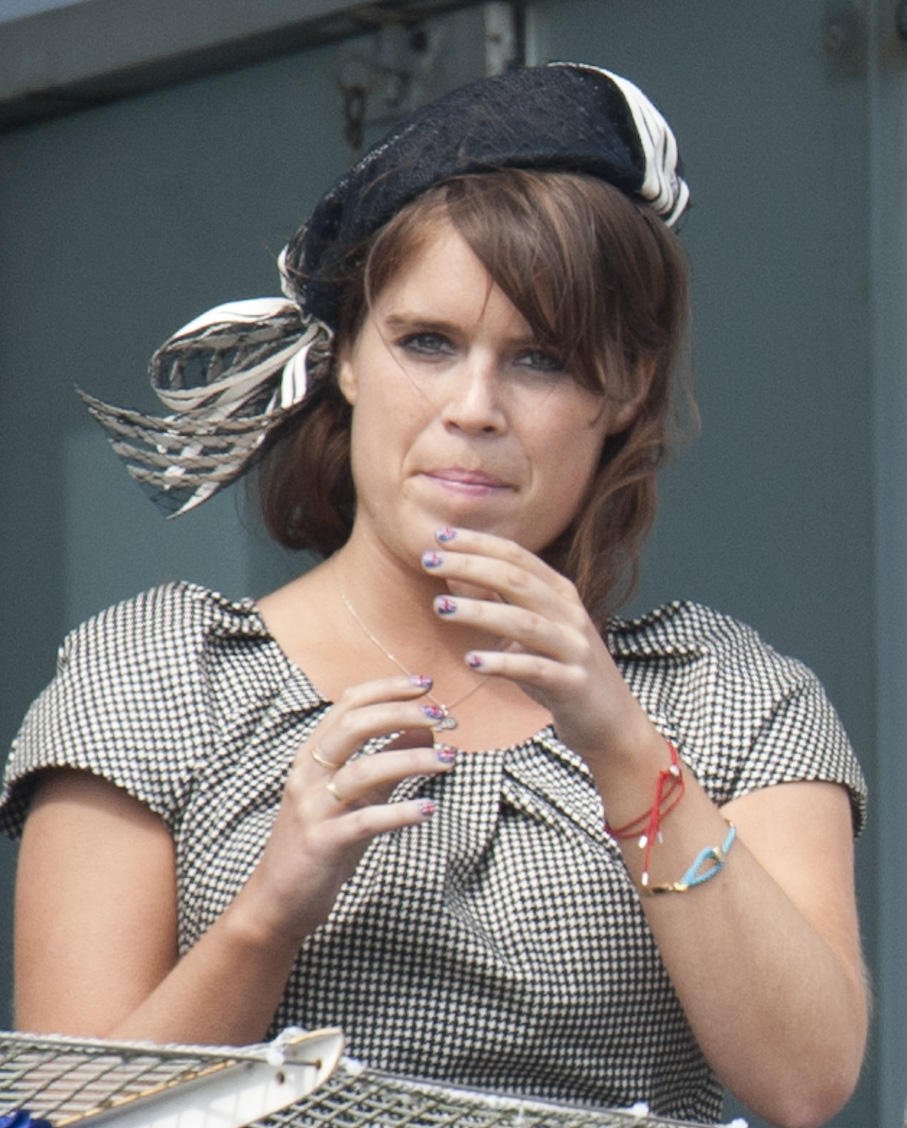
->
xmin=0 ymin=584 xmax=866 ymax=1124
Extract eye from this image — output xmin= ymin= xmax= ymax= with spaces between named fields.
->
xmin=397 ymin=332 xmax=454 ymax=358
xmin=514 ymin=348 xmax=566 ymax=375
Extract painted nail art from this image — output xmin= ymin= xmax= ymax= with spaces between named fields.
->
xmin=411 ymin=674 xmax=433 ymax=689
xmin=436 ymin=596 xmax=457 ymax=616
xmin=419 ymin=799 xmax=438 ymax=818
xmin=436 ymin=527 xmax=457 ymax=543
xmin=436 ymin=745 xmax=457 ymax=765
xmin=422 ymin=550 xmax=444 ymax=568
xmin=422 ymin=703 xmax=445 ymax=721
xmin=466 ymin=653 xmax=483 ymax=669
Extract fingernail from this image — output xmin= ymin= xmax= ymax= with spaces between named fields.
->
xmin=422 ymin=550 xmax=444 ymax=568
xmin=419 ymin=799 xmax=438 ymax=818
xmin=422 ymin=703 xmax=445 ymax=721
xmin=436 ymin=527 xmax=457 ymax=543
xmin=436 ymin=596 xmax=457 ymax=616
xmin=466 ymin=652 xmax=483 ymax=669
xmin=411 ymin=674 xmax=433 ymax=689
xmin=436 ymin=745 xmax=457 ymax=765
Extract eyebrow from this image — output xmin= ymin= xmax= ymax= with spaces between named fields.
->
xmin=380 ymin=312 xmax=538 ymax=346
xmin=382 ymin=313 xmax=458 ymax=333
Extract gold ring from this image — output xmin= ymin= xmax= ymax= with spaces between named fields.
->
xmin=310 ymin=745 xmax=343 ymax=771
xmin=325 ymin=778 xmax=346 ymax=804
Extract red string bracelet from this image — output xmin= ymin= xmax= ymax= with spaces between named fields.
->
xmin=604 ymin=741 xmax=685 ymax=887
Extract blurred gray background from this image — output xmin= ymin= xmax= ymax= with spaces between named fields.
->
xmin=0 ymin=1 xmax=903 ymax=1124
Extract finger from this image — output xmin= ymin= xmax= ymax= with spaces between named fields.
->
xmin=460 ymin=648 xmax=583 ymax=701
xmin=432 ymin=591 xmax=579 ymax=661
xmin=302 ymin=679 xmax=440 ymax=770
xmin=433 ymin=526 xmax=574 ymax=592
xmin=423 ymin=542 xmax=579 ymax=618
xmin=333 ymin=672 xmax=436 ymax=712
xmin=316 ymin=698 xmax=456 ymax=758
xmin=325 ymin=744 xmax=457 ymax=810
xmin=325 ymin=796 xmax=440 ymax=848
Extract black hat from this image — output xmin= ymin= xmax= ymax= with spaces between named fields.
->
xmin=286 ymin=62 xmax=689 ymax=327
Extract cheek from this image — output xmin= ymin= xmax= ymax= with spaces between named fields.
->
xmin=346 ymin=392 xmax=427 ymax=482
xmin=544 ymin=409 xmax=609 ymax=468
xmin=552 ymin=431 xmax=608 ymax=511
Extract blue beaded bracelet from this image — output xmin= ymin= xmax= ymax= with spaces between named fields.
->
xmin=637 ymin=821 xmax=736 ymax=896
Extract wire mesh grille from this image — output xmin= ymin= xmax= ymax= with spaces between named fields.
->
xmin=0 ymin=1034 xmax=720 ymax=1128
xmin=0 ymin=1032 xmax=264 ymax=1124
xmin=249 ymin=1062 xmax=715 ymax=1128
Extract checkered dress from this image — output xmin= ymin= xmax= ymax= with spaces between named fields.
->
xmin=0 ymin=583 xmax=866 ymax=1124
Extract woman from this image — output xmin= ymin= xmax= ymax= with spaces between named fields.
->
xmin=0 ymin=63 xmax=866 ymax=1126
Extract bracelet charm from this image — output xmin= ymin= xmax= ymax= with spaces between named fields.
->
xmin=638 ymin=821 xmax=737 ymax=896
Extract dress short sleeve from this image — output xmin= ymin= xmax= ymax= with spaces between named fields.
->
xmin=609 ymin=600 xmax=867 ymax=834
xmin=0 ymin=582 xmax=272 ymax=837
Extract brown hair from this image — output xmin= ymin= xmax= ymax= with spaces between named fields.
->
xmin=259 ymin=169 xmax=693 ymax=624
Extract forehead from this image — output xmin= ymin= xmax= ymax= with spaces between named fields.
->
xmin=371 ymin=221 xmax=526 ymax=329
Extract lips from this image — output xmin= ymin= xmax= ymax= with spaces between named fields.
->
xmin=422 ymin=468 xmax=512 ymax=495
xmin=430 ymin=468 xmax=507 ymax=486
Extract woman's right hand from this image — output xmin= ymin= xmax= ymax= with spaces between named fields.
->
xmin=15 ymin=673 xmax=452 ymax=1044
xmin=230 ymin=673 xmax=454 ymax=954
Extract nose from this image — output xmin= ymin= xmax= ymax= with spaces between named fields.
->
xmin=440 ymin=355 xmax=507 ymax=436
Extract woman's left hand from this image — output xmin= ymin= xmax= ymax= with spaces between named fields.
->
xmin=421 ymin=526 xmax=648 ymax=761
xmin=423 ymin=526 xmax=868 ymax=1128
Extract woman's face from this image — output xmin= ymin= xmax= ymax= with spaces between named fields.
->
xmin=337 ymin=221 xmax=642 ymax=563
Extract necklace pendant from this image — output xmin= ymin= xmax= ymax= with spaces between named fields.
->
xmin=330 ymin=561 xmax=480 ymax=736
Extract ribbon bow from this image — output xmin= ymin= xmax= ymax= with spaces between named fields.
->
xmin=79 ymin=298 xmax=333 ymax=517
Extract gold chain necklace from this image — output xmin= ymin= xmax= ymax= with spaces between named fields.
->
xmin=330 ymin=559 xmax=486 ymax=731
